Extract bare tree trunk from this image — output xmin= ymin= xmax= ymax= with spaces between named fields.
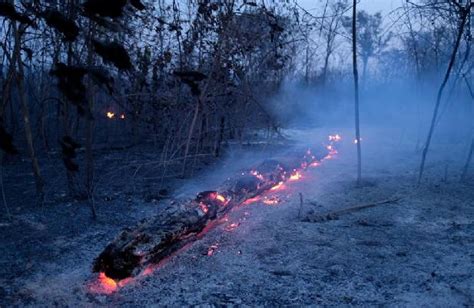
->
xmin=14 ymin=24 xmax=44 ymax=196
xmin=1 ymin=62 xmax=16 ymax=120
xmin=305 ymin=45 xmax=310 ymax=85
xmin=461 ymin=139 xmax=474 ymax=181
xmin=62 ymin=42 xmax=80 ymax=197
xmin=0 ymin=153 xmax=12 ymax=220
xmin=321 ymin=37 xmax=332 ymax=85
xmin=404 ymin=2 xmax=423 ymax=151
xmin=85 ymin=24 xmax=97 ymax=218
xmin=214 ymin=116 xmax=225 ymax=157
xmin=182 ymin=98 xmax=200 ymax=177
xmin=63 ymin=1 xmax=80 ymax=197
xmin=461 ymin=75 xmax=474 ymax=181
xmin=418 ymin=5 xmax=470 ymax=184
xmin=352 ymin=0 xmax=362 ymax=185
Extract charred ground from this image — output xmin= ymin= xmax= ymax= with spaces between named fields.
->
xmin=1 ymin=128 xmax=473 ymax=306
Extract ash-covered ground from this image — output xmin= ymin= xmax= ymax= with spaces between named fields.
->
xmin=1 ymin=127 xmax=473 ymax=306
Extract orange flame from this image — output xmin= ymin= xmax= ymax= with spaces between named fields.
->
xmin=216 ymin=194 xmax=226 ymax=203
xmin=289 ymin=171 xmax=302 ymax=181
xmin=270 ymin=182 xmax=284 ymax=191
xmin=263 ymin=196 xmax=280 ymax=205
xmin=99 ymin=272 xmax=117 ymax=291
xmin=225 ymin=222 xmax=240 ymax=231
xmin=243 ymin=196 xmax=261 ymax=205
xmin=88 ymin=272 xmax=117 ymax=294
xmin=142 ymin=266 xmax=155 ymax=276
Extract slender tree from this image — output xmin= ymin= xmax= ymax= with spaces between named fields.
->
xmin=352 ymin=0 xmax=362 ymax=185
xmin=461 ymin=75 xmax=474 ymax=181
xmin=13 ymin=21 xmax=44 ymax=196
xmin=418 ymin=1 xmax=471 ymax=184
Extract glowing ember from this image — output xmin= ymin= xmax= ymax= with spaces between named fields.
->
xmin=216 ymin=194 xmax=226 ymax=203
xmin=243 ymin=196 xmax=261 ymax=205
xmin=99 ymin=272 xmax=117 ymax=289
xmin=120 ymin=113 xmax=126 ymax=119
xmin=106 ymin=111 xmax=115 ymax=119
xmin=142 ymin=266 xmax=154 ymax=276
xmin=207 ymin=244 xmax=219 ymax=256
xmin=197 ymin=191 xmax=227 ymax=205
xmin=89 ymin=271 xmax=135 ymax=295
xmin=89 ymin=272 xmax=117 ymax=294
xmin=199 ymin=203 xmax=209 ymax=214
xmin=325 ymin=144 xmax=338 ymax=158
xmin=324 ymin=154 xmax=334 ymax=160
xmin=270 ymin=182 xmax=284 ymax=191
xmin=289 ymin=171 xmax=302 ymax=181
xmin=329 ymin=134 xmax=342 ymax=142
xmin=118 ymin=277 xmax=133 ymax=288
xmin=263 ymin=196 xmax=280 ymax=205
xmin=250 ymin=170 xmax=264 ymax=180
xmin=225 ymin=222 xmax=240 ymax=231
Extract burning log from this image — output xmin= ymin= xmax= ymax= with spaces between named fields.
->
xmin=93 ymin=144 xmax=336 ymax=281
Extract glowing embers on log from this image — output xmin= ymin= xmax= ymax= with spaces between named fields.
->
xmin=270 ymin=181 xmax=285 ymax=191
xmin=289 ymin=170 xmax=302 ymax=181
xmin=89 ymin=272 xmax=132 ymax=294
xmin=323 ymin=136 xmax=339 ymax=160
xmin=224 ymin=222 xmax=240 ymax=232
xmin=91 ymin=134 xmax=342 ymax=294
xmin=196 ymin=191 xmax=228 ymax=214
xmin=263 ymin=196 xmax=281 ymax=205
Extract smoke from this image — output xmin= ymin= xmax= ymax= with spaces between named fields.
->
xmin=268 ymin=73 xmax=473 ymax=144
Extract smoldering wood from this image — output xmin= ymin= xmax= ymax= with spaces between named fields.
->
xmin=93 ymin=146 xmax=326 ymax=280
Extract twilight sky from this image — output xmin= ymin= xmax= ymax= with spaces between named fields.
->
xmin=297 ymin=0 xmax=404 ymax=15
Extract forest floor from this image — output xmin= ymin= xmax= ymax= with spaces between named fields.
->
xmin=0 ymin=127 xmax=473 ymax=306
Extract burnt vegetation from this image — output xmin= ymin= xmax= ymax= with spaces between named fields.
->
xmin=0 ymin=0 xmax=472 ymax=216
xmin=0 ymin=0 xmax=296 ymax=208
xmin=1 ymin=0 xmax=474 ymax=305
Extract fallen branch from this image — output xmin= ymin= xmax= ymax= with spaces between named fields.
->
xmin=303 ymin=197 xmax=402 ymax=223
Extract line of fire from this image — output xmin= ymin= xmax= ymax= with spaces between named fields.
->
xmin=89 ymin=135 xmax=341 ymax=294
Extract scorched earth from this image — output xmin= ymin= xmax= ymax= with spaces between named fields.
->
xmin=1 ymin=127 xmax=473 ymax=306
